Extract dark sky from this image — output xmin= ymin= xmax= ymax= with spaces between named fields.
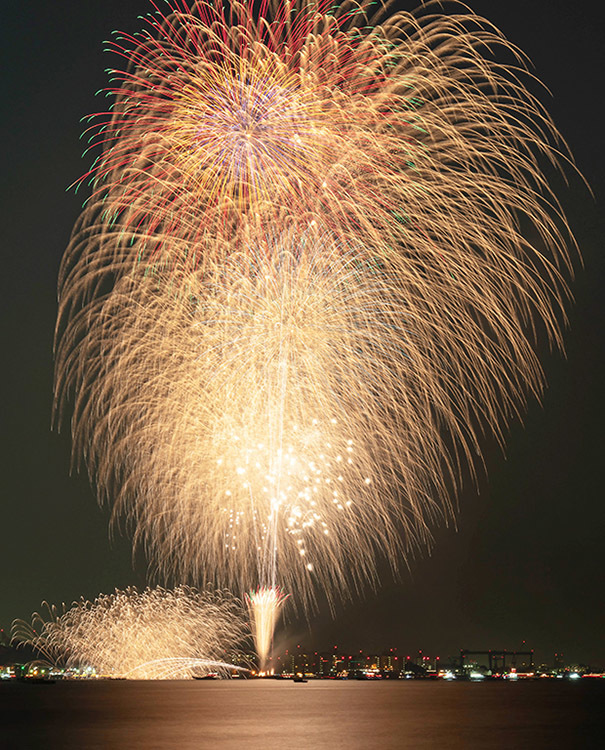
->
xmin=1 ymin=1 xmax=603 ymax=666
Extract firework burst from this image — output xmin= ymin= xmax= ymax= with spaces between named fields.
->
xmin=12 ymin=587 xmax=247 ymax=679
xmin=58 ymin=0 xmax=572 ymax=291
xmin=55 ymin=1 xmax=577 ymax=611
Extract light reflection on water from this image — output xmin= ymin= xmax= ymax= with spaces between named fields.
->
xmin=2 ymin=679 xmax=603 ymax=749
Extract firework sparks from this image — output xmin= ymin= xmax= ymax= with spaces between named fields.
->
xmin=58 ymin=0 xmax=572 ymax=287
xmin=12 ymin=587 xmax=247 ymax=679
xmin=55 ymin=1 xmax=577 ymax=615
xmin=246 ymin=586 xmax=290 ymax=672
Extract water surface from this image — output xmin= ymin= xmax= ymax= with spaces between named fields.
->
xmin=2 ymin=679 xmax=603 ymax=749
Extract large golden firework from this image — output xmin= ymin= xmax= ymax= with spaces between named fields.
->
xmin=55 ymin=1 xmax=576 ymax=609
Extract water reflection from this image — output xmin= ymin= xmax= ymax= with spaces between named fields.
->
xmin=1 ymin=680 xmax=603 ymax=749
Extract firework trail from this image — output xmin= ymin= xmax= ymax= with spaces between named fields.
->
xmin=246 ymin=586 xmax=289 ymax=671
xmin=55 ymin=0 xmax=576 ymax=619
xmin=12 ymin=586 xmax=247 ymax=679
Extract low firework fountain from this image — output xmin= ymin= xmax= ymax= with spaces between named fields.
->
xmin=246 ymin=587 xmax=289 ymax=673
xmin=12 ymin=586 xmax=247 ymax=679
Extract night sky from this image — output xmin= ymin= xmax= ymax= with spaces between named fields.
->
xmin=2 ymin=1 xmax=603 ymax=667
